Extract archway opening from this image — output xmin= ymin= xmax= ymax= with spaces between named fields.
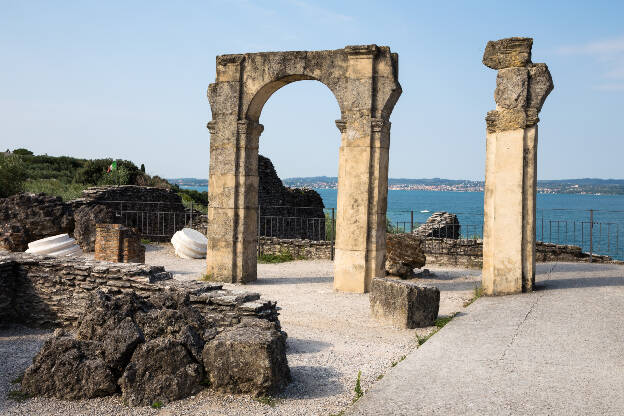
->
xmin=255 ymin=79 xmax=341 ymax=252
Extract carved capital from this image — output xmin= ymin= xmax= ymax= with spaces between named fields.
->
xmin=335 ymin=119 xmax=347 ymax=133
xmin=371 ymin=118 xmax=389 ymax=132
xmin=206 ymin=121 xmax=217 ymax=134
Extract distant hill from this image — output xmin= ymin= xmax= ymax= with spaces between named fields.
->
xmin=168 ymin=177 xmax=624 ymax=195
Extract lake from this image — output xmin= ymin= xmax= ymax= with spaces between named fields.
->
xmin=181 ymin=186 xmax=624 ymax=259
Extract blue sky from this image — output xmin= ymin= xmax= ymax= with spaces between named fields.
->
xmin=1 ymin=0 xmax=623 ymax=180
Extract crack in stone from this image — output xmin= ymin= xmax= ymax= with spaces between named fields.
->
xmin=499 ymin=264 xmax=555 ymax=361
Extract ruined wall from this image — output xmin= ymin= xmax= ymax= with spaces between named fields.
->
xmin=258 ymin=155 xmax=325 ymax=240
xmin=0 ymin=193 xmax=74 ymax=251
xmin=0 ymin=253 xmax=279 ymax=329
xmin=254 ymin=237 xmax=618 ymax=268
xmin=258 ymin=236 xmax=333 ymax=260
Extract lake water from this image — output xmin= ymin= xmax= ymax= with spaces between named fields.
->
xmin=181 ymin=186 xmax=624 ymax=258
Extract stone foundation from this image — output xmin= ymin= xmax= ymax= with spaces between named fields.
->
xmin=255 ymin=237 xmax=618 ymax=268
xmin=0 ymin=253 xmax=280 ymax=329
xmin=95 ymin=223 xmax=145 ymax=263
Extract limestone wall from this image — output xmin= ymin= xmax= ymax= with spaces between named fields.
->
xmin=255 ymin=237 xmax=618 ymax=268
xmin=0 ymin=253 xmax=279 ymax=329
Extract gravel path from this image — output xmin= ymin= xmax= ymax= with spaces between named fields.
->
xmin=1 ymin=244 xmax=480 ymax=415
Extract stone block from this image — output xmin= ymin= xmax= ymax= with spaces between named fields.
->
xmin=482 ymin=37 xmax=533 ymax=69
xmin=202 ymin=319 xmax=290 ymax=396
xmin=370 ymin=277 xmax=440 ymax=328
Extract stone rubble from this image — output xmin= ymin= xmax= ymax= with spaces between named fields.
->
xmin=385 ymin=233 xmax=426 ymax=279
xmin=413 ymin=211 xmax=461 ymax=239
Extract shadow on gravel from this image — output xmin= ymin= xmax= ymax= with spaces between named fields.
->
xmin=283 ymin=365 xmax=344 ymax=399
xmin=287 ymin=338 xmax=332 ymax=354
xmin=251 ymin=276 xmax=333 ymax=285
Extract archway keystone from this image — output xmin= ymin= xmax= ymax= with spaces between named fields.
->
xmin=206 ymin=45 xmax=402 ymax=292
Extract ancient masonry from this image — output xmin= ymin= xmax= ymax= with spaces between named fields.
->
xmin=0 ymin=253 xmax=288 ymax=404
xmin=482 ymin=38 xmax=554 ymax=295
xmin=95 ymin=223 xmax=145 ymax=263
xmin=206 ymin=45 xmax=401 ymax=293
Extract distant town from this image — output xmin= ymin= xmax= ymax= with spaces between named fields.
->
xmin=168 ymin=177 xmax=624 ymax=195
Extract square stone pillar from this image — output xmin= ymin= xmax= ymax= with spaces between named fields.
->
xmin=481 ymin=37 xmax=553 ymax=295
xmin=482 ymin=126 xmax=537 ymax=294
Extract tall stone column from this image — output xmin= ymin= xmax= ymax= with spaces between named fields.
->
xmin=333 ymin=45 xmax=391 ymax=293
xmin=206 ymin=55 xmax=262 ymax=283
xmin=481 ymin=38 xmax=553 ymax=295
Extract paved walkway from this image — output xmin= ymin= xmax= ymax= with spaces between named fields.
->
xmin=348 ymin=262 xmax=624 ymax=416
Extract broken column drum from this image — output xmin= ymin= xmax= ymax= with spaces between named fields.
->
xmin=206 ymin=45 xmax=402 ymax=293
xmin=481 ymin=37 xmax=554 ymax=295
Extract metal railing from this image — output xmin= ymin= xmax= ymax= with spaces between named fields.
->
xmin=104 ymin=201 xmax=624 ymax=261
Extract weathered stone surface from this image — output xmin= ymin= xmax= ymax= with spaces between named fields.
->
xmin=414 ymin=212 xmax=461 ymax=239
xmin=21 ymin=332 xmax=118 ymax=400
xmin=385 ymin=233 xmax=426 ymax=278
xmin=258 ymin=155 xmax=325 ymax=240
xmin=0 ymin=193 xmax=74 ymax=251
xmin=370 ymin=277 xmax=440 ymax=328
xmin=527 ymin=63 xmax=554 ymax=113
xmin=120 ymin=338 xmax=204 ymax=406
xmin=494 ymin=67 xmax=529 ymax=109
xmin=73 ymin=204 xmax=115 ymax=251
xmin=95 ymin=223 xmax=145 ymax=263
xmin=203 ymin=319 xmax=290 ymax=396
xmin=18 ymin=284 xmax=288 ymax=405
xmin=483 ymin=38 xmax=553 ymax=134
xmin=206 ymin=45 xmax=401 ymax=292
xmin=482 ymin=37 xmax=533 ymax=69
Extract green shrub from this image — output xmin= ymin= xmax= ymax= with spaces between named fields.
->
xmin=23 ymin=179 xmax=87 ymax=201
xmin=0 ymin=154 xmax=27 ymax=197
xmin=258 ymin=251 xmax=297 ymax=263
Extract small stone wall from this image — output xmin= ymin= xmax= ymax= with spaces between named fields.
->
xmin=95 ymin=223 xmax=145 ymax=263
xmin=0 ymin=253 xmax=280 ymax=329
xmin=258 ymin=237 xmax=333 ymax=260
xmin=255 ymin=237 xmax=619 ymax=267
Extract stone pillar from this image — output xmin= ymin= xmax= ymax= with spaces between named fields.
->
xmin=333 ymin=45 xmax=390 ymax=293
xmin=481 ymin=38 xmax=553 ymax=295
xmin=206 ymin=55 xmax=262 ymax=283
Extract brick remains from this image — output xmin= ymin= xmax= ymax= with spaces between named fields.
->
xmin=95 ymin=223 xmax=145 ymax=263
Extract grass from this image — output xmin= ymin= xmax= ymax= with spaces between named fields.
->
xmin=463 ymin=285 xmax=484 ymax=307
xmin=140 ymin=238 xmax=152 ymax=245
xmin=434 ymin=313 xmax=457 ymax=329
xmin=23 ymin=179 xmax=87 ymax=201
xmin=353 ymin=370 xmax=363 ymax=402
xmin=10 ymin=373 xmax=24 ymax=384
xmin=329 ymin=412 xmax=345 ymax=416
xmin=416 ymin=313 xmax=458 ymax=346
xmin=200 ymin=273 xmax=216 ymax=282
xmin=376 ymin=374 xmax=384 ymax=380
xmin=7 ymin=390 xmax=30 ymax=402
xmin=254 ymin=395 xmax=279 ymax=407
xmin=257 ymin=251 xmax=300 ymax=263
xmin=151 ymin=400 xmax=163 ymax=409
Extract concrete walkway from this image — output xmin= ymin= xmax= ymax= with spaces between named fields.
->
xmin=348 ymin=262 xmax=624 ymax=416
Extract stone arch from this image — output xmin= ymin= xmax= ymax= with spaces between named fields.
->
xmin=206 ymin=45 xmax=402 ymax=293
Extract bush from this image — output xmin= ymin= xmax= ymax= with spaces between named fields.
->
xmin=0 ymin=154 xmax=27 ymax=198
xmin=23 ymin=179 xmax=87 ymax=201
xmin=98 ymin=166 xmax=132 ymax=186
xmin=12 ymin=148 xmax=33 ymax=156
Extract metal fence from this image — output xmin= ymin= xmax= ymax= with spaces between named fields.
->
xmin=538 ymin=209 xmax=623 ymax=261
xmin=105 ymin=202 xmax=624 ymax=261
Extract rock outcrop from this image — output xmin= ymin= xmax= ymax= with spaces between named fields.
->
xmin=385 ymin=233 xmax=426 ymax=278
xmin=413 ymin=212 xmax=461 ymax=239
xmin=0 ymin=193 xmax=74 ymax=252
xmin=21 ymin=290 xmax=289 ymax=405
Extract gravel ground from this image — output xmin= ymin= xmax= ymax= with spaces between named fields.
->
xmin=1 ymin=244 xmax=480 ymax=416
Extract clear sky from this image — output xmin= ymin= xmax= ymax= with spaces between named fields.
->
xmin=1 ymin=0 xmax=623 ymax=180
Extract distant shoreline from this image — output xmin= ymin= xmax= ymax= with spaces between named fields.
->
xmin=169 ymin=177 xmax=624 ymax=196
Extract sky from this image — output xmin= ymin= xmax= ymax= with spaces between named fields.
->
xmin=1 ymin=0 xmax=623 ymax=181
